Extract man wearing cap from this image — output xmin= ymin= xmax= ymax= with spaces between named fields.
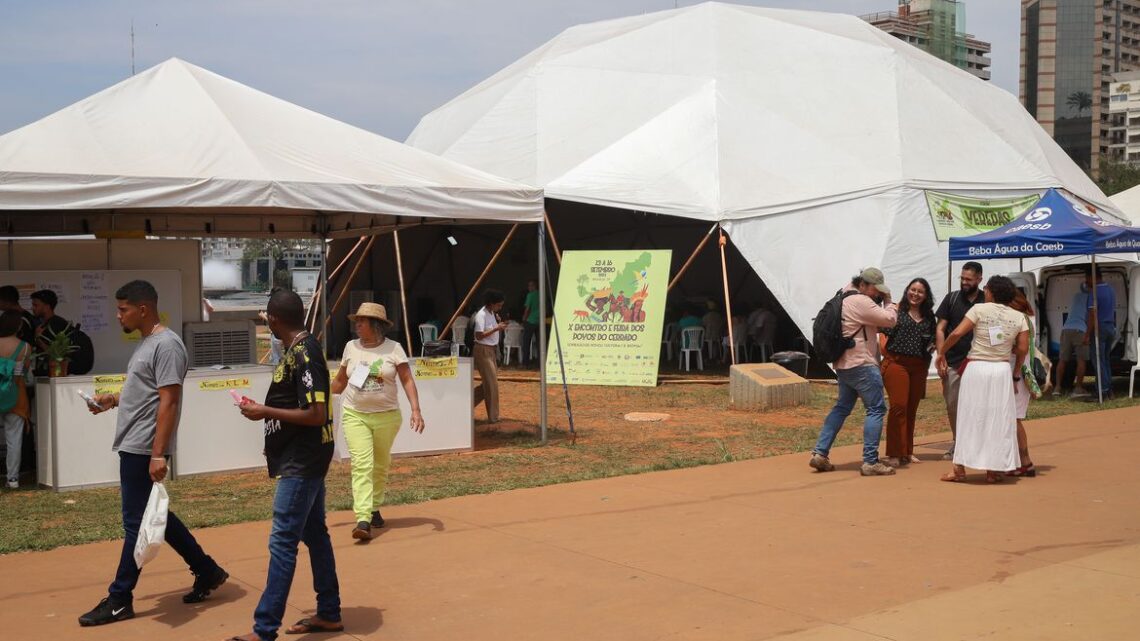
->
xmin=810 ymin=268 xmax=899 ymax=476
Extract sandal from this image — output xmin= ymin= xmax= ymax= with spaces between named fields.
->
xmin=940 ymin=471 xmax=967 ymax=483
xmin=1006 ymin=464 xmax=1037 ymax=478
xmin=985 ymin=472 xmax=1005 ymax=484
xmin=285 ymin=617 xmax=345 ymax=635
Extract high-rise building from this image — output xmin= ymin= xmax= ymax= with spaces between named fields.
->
xmin=1106 ymin=70 xmax=1140 ymax=163
xmin=1021 ymin=0 xmax=1140 ymax=176
xmin=862 ymin=0 xmax=992 ymax=81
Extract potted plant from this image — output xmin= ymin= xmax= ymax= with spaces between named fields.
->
xmin=40 ymin=329 xmax=78 ymax=377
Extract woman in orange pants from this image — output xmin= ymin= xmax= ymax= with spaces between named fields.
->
xmin=880 ymin=278 xmax=936 ymax=468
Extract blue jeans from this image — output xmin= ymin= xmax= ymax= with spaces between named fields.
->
xmin=813 ymin=364 xmax=887 ymax=465
xmin=253 ymin=476 xmax=341 ymax=641
xmin=109 ymin=452 xmax=218 ymax=603
xmin=1095 ymin=327 xmax=1116 ymax=396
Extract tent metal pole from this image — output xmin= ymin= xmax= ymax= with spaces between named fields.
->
xmin=319 ymin=234 xmax=330 ymax=355
xmin=541 ymin=238 xmax=575 ymax=443
xmin=393 ymin=229 xmax=414 ymax=352
xmin=668 ymin=223 xmax=718 ymax=292
xmin=718 ymin=226 xmax=736 ymax=365
xmin=441 ymin=224 xmax=519 ymax=340
xmin=538 ymin=221 xmax=548 ymax=444
xmin=1092 ymin=255 xmax=1104 ymax=404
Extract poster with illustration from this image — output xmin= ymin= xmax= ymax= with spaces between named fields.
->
xmin=546 ymin=250 xmax=670 ymax=387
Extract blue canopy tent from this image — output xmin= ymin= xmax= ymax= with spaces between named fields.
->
xmin=949 ymin=188 xmax=1140 ymax=402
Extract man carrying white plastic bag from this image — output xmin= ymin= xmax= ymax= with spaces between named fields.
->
xmin=78 ymin=280 xmax=229 ymax=627
xmin=134 ymin=482 xmax=168 ymax=568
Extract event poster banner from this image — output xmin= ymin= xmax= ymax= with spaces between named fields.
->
xmin=546 ymin=250 xmax=670 ymax=387
xmin=926 ymin=191 xmax=1040 ymax=241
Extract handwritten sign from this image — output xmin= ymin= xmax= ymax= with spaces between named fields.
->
xmin=93 ymin=374 xmax=126 ymax=395
xmin=80 ymin=272 xmax=110 ymax=333
xmin=199 ymin=377 xmax=252 ymax=391
xmin=413 ymin=356 xmax=458 ymax=379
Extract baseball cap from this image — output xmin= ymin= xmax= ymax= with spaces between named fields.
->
xmin=859 ymin=267 xmax=891 ymax=296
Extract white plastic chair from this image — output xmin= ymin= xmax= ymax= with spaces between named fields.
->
xmin=502 ymin=324 xmax=525 ymax=365
xmin=661 ymin=322 xmax=678 ymax=360
xmin=452 ymin=316 xmax=469 ymax=355
xmin=749 ymin=341 xmax=773 ymax=363
xmin=1130 ymin=337 xmax=1140 ymax=398
xmin=417 ymin=324 xmax=438 ymax=357
xmin=679 ymin=326 xmax=705 ymax=371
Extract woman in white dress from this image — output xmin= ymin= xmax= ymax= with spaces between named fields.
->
xmin=935 ymin=275 xmax=1029 ymax=483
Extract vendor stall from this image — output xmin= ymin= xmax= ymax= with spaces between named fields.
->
xmin=0 ymin=58 xmax=545 ymax=489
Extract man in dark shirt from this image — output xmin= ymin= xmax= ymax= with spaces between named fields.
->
xmin=31 ymin=289 xmax=73 ymax=376
xmin=934 ymin=261 xmax=983 ymax=460
xmin=0 ymin=286 xmax=36 ymax=345
xmin=230 ymin=289 xmax=342 ymax=641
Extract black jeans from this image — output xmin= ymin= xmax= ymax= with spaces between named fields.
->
xmin=522 ymin=322 xmax=539 ymax=367
xmin=108 ymin=452 xmax=218 ymax=603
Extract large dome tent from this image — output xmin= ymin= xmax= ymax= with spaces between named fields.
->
xmin=407 ymin=1 xmax=1122 ymax=351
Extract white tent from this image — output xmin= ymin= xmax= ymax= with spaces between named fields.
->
xmin=1110 ymin=184 xmax=1140 ymax=225
xmin=0 ymin=58 xmax=543 ymax=237
xmin=407 ymin=1 xmax=1121 ymax=344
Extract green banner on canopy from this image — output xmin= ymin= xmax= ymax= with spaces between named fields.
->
xmin=546 ymin=250 xmax=670 ymax=387
xmin=925 ymin=191 xmax=1041 ymax=241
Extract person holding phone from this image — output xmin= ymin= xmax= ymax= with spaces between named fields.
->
xmin=472 ymin=289 xmax=508 ymax=423
xmin=79 ymin=280 xmax=228 ymax=627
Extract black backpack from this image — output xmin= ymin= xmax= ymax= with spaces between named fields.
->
xmin=811 ymin=290 xmax=862 ymax=363
xmin=65 ymin=323 xmax=95 ymax=375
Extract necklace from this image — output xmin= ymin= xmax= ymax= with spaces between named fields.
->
xmin=287 ymin=331 xmax=309 ymax=351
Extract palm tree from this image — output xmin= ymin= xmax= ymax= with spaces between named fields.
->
xmin=1066 ymin=91 xmax=1093 ymax=115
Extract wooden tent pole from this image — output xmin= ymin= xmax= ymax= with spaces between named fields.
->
xmin=307 ymin=236 xmax=366 ymax=331
xmin=668 ymin=223 xmax=719 ymax=292
xmin=544 ymin=211 xmax=563 ymax=265
xmin=318 ymin=234 xmax=378 ymax=341
xmin=441 ymin=224 xmax=520 ymax=339
xmin=393 ymin=229 xmax=414 ymax=351
xmin=718 ymin=226 xmax=736 ymax=365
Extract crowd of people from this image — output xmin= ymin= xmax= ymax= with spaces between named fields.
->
xmin=808 ymin=261 xmax=1114 ymax=482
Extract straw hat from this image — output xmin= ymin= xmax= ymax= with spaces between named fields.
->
xmin=348 ymin=302 xmax=394 ymax=327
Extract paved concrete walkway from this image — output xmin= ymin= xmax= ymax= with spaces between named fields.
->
xmin=3 ymin=406 xmax=1139 ymax=640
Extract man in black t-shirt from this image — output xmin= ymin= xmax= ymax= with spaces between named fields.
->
xmin=934 ymin=261 xmax=983 ymax=459
xmin=31 ymin=289 xmax=73 ymax=376
xmin=231 ymin=289 xmax=342 ymax=641
xmin=0 ymin=286 xmax=36 ymax=346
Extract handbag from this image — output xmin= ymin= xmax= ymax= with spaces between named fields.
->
xmin=1031 ymin=357 xmax=1047 ymax=387
xmin=134 ymin=482 xmax=169 ymax=569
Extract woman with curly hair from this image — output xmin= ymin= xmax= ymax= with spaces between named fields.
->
xmin=936 ymin=275 xmax=1029 ymax=483
xmin=880 ymin=278 xmax=936 ymax=468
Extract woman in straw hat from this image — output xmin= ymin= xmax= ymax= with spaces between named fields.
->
xmin=332 ymin=302 xmax=425 ymax=540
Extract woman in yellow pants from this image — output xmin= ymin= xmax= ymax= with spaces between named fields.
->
xmin=332 ymin=303 xmax=425 ymax=541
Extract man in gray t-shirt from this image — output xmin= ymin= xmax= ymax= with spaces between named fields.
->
xmin=78 ymin=280 xmax=227 ymax=628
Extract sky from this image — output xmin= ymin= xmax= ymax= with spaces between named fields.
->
xmin=0 ymin=1 xmax=1020 ymax=141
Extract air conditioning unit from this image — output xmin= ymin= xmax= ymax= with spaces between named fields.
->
xmin=183 ymin=321 xmax=256 ymax=367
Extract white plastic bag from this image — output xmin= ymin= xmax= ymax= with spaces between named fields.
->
xmin=134 ymin=482 xmax=169 ymax=569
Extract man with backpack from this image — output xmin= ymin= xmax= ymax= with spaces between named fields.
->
xmin=934 ymin=262 xmax=983 ymax=459
xmin=809 ymin=267 xmax=898 ymax=476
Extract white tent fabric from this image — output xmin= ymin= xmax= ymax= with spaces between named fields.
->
xmin=408 ymin=1 xmax=1121 ymax=342
xmin=0 ymin=58 xmax=543 ymax=231
xmin=1110 ymin=185 xmax=1140 ymax=225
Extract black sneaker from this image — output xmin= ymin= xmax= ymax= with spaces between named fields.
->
xmin=370 ymin=510 xmax=385 ymax=528
xmin=182 ymin=565 xmax=229 ymax=604
xmin=352 ymin=521 xmax=372 ymax=541
xmin=78 ymin=597 xmax=134 ymax=626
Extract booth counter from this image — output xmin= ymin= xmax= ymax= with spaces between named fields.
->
xmin=36 ymin=358 xmax=474 ymax=491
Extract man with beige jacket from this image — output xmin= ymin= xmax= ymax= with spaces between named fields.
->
xmin=809 ymin=268 xmax=899 ymax=476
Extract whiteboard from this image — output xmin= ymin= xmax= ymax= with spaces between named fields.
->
xmin=1 ymin=270 xmax=182 ymax=375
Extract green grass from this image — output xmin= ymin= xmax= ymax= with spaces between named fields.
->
xmin=1 ymin=380 xmax=1136 ymax=555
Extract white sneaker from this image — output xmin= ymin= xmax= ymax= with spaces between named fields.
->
xmin=6 ymin=481 xmax=17 ymax=489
